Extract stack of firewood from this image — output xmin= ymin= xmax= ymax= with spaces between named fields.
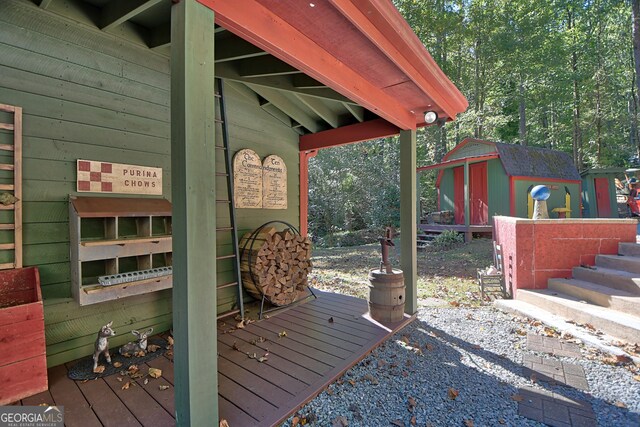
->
xmin=239 ymin=227 xmax=312 ymax=306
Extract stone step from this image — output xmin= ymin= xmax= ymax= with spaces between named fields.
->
xmin=596 ymin=254 xmax=640 ymax=274
xmin=547 ymin=278 xmax=639 ymax=316
xmin=572 ymin=266 xmax=640 ymax=295
xmin=516 ymin=289 xmax=640 ymax=343
xmin=494 ymin=299 xmax=640 ymax=363
xmin=618 ymin=242 xmax=640 ymax=257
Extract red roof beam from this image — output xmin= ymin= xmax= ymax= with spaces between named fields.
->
xmin=299 ymin=118 xmax=399 ymax=151
xmin=329 ymin=0 xmax=468 ymax=122
xmin=199 ymin=0 xmax=418 ymax=130
xmin=416 ymin=154 xmax=499 ymax=172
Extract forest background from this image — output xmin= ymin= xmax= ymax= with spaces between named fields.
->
xmin=308 ymin=0 xmax=640 ymax=245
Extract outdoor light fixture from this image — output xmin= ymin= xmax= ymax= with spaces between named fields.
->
xmin=424 ymin=110 xmax=438 ymax=124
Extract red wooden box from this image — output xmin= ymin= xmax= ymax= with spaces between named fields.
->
xmin=0 ymin=267 xmax=47 ymax=405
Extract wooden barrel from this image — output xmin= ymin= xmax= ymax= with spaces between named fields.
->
xmin=368 ymin=269 xmax=405 ymax=323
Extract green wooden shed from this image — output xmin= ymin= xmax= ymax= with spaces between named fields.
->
xmin=0 ymin=0 xmax=467 ymax=424
xmin=580 ymin=168 xmax=624 ymax=218
xmin=418 ymin=138 xmax=582 ymax=235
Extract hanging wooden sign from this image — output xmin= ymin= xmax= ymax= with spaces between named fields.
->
xmin=262 ymin=154 xmax=287 ymax=209
xmin=233 ymin=149 xmax=263 ymax=208
xmin=76 ymin=160 xmax=162 ymax=195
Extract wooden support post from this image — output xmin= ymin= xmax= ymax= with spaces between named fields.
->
xmin=299 ymin=150 xmax=318 ymax=237
xmin=170 ymin=1 xmax=217 ymax=425
xmin=463 ymin=160 xmax=471 ymax=242
xmin=400 ymin=130 xmax=417 ymax=315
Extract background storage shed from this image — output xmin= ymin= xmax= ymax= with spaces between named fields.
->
xmin=580 ymin=168 xmax=624 ymax=218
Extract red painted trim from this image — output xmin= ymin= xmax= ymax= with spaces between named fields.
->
xmin=200 ymin=0 xmax=419 ymax=129
xmin=328 ymin=0 xmax=467 ymax=121
xmin=441 ymin=138 xmax=497 ymax=162
xmin=299 ymin=150 xmax=318 ymax=237
xmin=511 ymin=176 xmax=581 ymax=184
xmin=416 ymin=154 xmax=499 ymax=172
xmin=299 ymin=119 xmax=399 ymax=151
xmin=509 ymin=176 xmax=515 ymax=216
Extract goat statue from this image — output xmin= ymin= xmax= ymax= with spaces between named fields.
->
xmin=119 ymin=328 xmax=154 ymax=356
xmin=93 ymin=321 xmax=116 ymax=371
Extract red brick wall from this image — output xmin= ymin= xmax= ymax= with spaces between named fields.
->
xmin=493 ymin=217 xmax=637 ymax=297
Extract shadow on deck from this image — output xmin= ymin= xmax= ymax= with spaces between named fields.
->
xmin=12 ymin=290 xmax=413 ymax=427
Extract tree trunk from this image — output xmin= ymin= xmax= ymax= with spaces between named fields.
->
xmin=474 ymin=38 xmax=483 ymax=139
xmin=568 ymin=8 xmax=582 ymax=168
xmin=632 ymin=1 xmax=640 ymax=107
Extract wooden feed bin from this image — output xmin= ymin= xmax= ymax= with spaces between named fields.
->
xmin=368 ymin=269 xmax=405 ymax=323
xmin=0 ymin=267 xmax=47 ymax=405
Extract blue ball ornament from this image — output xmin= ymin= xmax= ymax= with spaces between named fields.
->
xmin=531 ymin=185 xmax=550 ymax=201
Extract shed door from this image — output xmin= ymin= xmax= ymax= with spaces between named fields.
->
xmin=453 ymin=166 xmax=464 ymax=224
xmin=469 ymin=162 xmax=489 ymax=225
xmin=594 ymin=177 xmax=611 ymax=218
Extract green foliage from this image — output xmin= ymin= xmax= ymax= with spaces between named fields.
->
xmin=316 ymin=229 xmax=381 ymax=248
xmin=432 ymin=230 xmax=465 ymax=250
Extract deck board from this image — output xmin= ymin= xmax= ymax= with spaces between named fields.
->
xmin=23 ymin=290 xmax=412 ymax=426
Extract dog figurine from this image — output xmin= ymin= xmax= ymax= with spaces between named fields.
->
xmin=119 ymin=328 xmax=154 ymax=356
xmin=93 ymin=321 xmax=116 ymax=371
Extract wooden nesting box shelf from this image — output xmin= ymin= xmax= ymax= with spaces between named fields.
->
xmin=70 ymin=196 xmax=173 ymax=306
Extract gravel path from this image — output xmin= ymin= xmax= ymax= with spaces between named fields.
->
xmin=284 ymin=306 xmax=640 ymax=426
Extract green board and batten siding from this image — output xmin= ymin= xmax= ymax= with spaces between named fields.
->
xmin=0 ymin=0 xmax=300 ymax=366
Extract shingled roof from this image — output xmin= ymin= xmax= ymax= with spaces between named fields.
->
xmin=493 ymin=142 xmax=581 ymax=180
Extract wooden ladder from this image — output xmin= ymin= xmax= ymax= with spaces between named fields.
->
xmin=215 ymin=79 xmax=244 ymax=320
xmin=0 ymin=103 xmax=22 ymax=270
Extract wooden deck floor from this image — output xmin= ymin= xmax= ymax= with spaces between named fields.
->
xmin=11 ymin=290 xmax=412 ymax=427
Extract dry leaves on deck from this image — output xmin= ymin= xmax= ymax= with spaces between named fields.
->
xmin=278 ymin=330 xmax=288 ymax=338
xmin=147 ymin=344 xmax=161 ymax=353
xmin=121 ymin=381 xmax=132 ymax=390
xmin=407 ymin=396 xmax=416 ymax=412
xmin=113 ymin=362 xmax=123 ymax=368
xmin=148 ymin=368 xmax=162 ymax=379
xmin=219 ymin=420 xmax=230 ymax=427
xmin=159 ymin=385 xmax=170 ymax=391
xmin=464 ymin=420 xmax=474 ymax=427
xmin=93 ymin=365 xmax=105 ymax=374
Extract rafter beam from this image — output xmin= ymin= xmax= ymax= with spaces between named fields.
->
xmin=247 ymin=84 xmax=322 ymax=133
xmin=39 ymin=0 xmax=54 ymax=9
xmin=299 ymin=118 xmax=398 ymax=151
xmin=215 ymin=62 xmax=355 ymax=104
xmin=238 ymin=56 xmax=302 ymax=78
xmin=199 ymin=0 xmax=417 ymax=129
xmin=294 ymin=94 xmax=340 ymax=128
xmin=215 ymin=36 xmax=269 ymax=63
xmin=293 ymin=74 xmax=327 ymax=89
xmin=343 ymin=102 xmax=365 ymax=122
xmin=101 ymin=0 xmax=163 ymax=31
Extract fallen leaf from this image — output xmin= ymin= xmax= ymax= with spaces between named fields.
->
xmin=147 ymin=344 xmax=161 ymax=353
xmin=134 ymin=350 xmax=146 ymax=358
xmin=511 ymin=394 xmax=524 ymax=402
xmin=328 ymin=317 xmax=334 ymax=323
xmin=292 ymin=416 xmax=300 ymax=427
xmin=331 ymin=415 xmax=348 ymax=427
xmin=326 ymin=387 xmax=334 ymax=396
xmin=449 ymin=301 xmax=460 ymax=307
xmin=159 ymin=385 xmax=170 ymax=391
xmin=148 ymin=368 xmax=162 ymax=379
xmin=258 ymin=357 xmax=268 ymax=363
xmin=122 ymin=352 xmax=132 ymax=358
xmin=616 ymin=355 xmax=633 ymax=365
xmin=220 ymin=420 xmax=230 ymax=427
xmin=408 ymin=396 xmax=416 ymax=411
xmin=515 ymin=329 xmax=527 ymax=336
xmin=113 ymin=362 xmax=123 ymax=368
xmin=348 ymin=379 xmax=356 ymax=386
xmin=464 ymin=420 xmax=474 ymax=427
xmin=614 ymin=401 xmax=627 ymax=408
xmin=410 ymin=415 xmax=416 ymax=426
xmin=363 ymin=374 xmax=379 ymax=385
xmin=530 ymin=320 xmax=542 ymax=326
xmin=116 ymin=376 xmax=123 ymax=382
xmin=530 ymin=373 xmax=538 ymax=384
xmin=425 ymin=343 xmax=434 ymax=351
xmin=236 ymin=320 xmax=245 ymax=329
xmin=448 ymin=388 xmax=459 ymax=400
xmin=128 ymin=365 xmax=139 ymax=374
xmin=122 ymin=381 xmax=131 ymax=390
xmin=232 ymin=341 xmax=241 ymax=352
xmin=584 ymin=323 xmax=596 ymax=331
xmin=498 ymin=418 xmax=506 ymax=424
xmin=471 ymin=344 xmax=482 ymax=350
xmin=401 ymin=336 xmax=410 ymax=344
xmin=93 ymin=365 xmax=105 ymax=374
xmin=167 ymin=336 xmax=174 ymax=346
xmin=144 ymin=378 xmax=149 ymax=385
xmin=633 ymin=375 xmax=640 ymax=382
xmin=278 ymin=330 xmax=288 ymax=338
xmin=390 ymin=420 xmax=404 ymax=427
xmin=166 ymin=350 xmax=173 ymax=358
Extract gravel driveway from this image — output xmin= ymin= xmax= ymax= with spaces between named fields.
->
xmin=284 ymin=306 xmax=640 ymax=426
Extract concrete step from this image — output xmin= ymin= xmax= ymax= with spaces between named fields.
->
xmin=547 ymin=278 xmax=639 ymax=316
xmin=572 ymin=266 xmax=640 ymax=295
xmin=618 ymin=242 xmax=640 ymax=257
xmin=516 ymin=289 xmax=640 ymax=343
xmin=596 ymin=254 xmax=640 ymax=274
xmin=494 ymin=299 xmax=640 ymax=363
